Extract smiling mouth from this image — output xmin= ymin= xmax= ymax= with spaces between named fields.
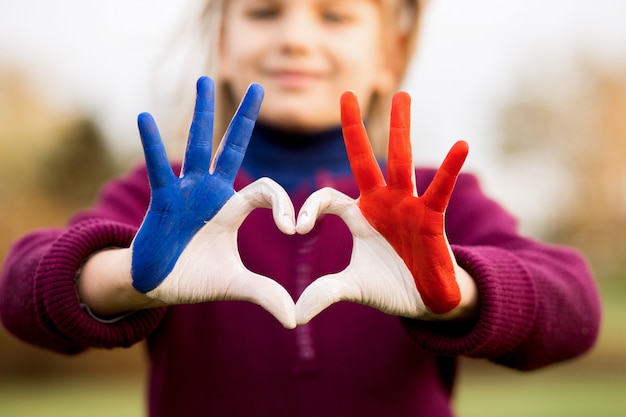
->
xmin=268 ymin=70 xmax=323 ymax=88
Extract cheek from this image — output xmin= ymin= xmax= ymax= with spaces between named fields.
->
xmin=221 ymin=46 xmax=258 ymax=90
xmin=353 ymin=48 xmax=393 ymax=95
xmin=334 ymin=33 xmax=385 ymax=77
xmin=220 ymin=23 xmax=264 ymax=76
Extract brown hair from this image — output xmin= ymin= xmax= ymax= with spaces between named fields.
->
xmin=198 ymin=0 xmax=425 ymax=157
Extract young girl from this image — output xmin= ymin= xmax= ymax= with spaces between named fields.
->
xmin=0 ymin=1 xmax=601 ymax=416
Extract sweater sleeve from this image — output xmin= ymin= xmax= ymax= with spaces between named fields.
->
xmin=401 ymin=171 xmax=602 ymax=371
xmin=0 ymin=164 xmax=167 ymax=354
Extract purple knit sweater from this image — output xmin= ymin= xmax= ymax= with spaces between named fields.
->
xmin=0 ymin=126 xmax=601 ymax=416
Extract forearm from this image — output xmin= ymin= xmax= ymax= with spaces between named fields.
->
xmin=77 ymin=248 xmax=165 ymax=318
xmin=402 ymin=243 xmax=601 ymax=370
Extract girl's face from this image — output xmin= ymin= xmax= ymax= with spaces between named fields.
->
xmin=219 ymin=0 xmax=396 ymax=132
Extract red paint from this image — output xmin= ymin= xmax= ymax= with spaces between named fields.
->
xmin=340 ymin=91 xmax=468 ymax=314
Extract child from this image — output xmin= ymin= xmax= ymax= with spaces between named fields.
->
xmin=0 ymin=1 xmax=601 ymax=416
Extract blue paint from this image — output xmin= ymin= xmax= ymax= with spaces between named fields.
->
xmin=131 ymin=77 xmax=264 ymax=293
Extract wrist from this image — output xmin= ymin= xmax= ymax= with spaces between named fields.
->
xmin=423 ymin=265 xmax=479 ymax=322
xmin=450 ymin=264 xmax=480 ymax=320
xmin=77 ymin=248 xmax=163 ymax=318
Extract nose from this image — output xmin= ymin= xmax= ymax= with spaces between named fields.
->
xmin=276 ymin=8 xmax=316 ymax=54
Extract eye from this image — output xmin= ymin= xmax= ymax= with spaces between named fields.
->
xmin=320 ymin=7 xmax=354 ymax=24
xmin=321 ymin=11 xmax=347 ymax=23
xmin=245 ymin=6 xmax=280 ymax=20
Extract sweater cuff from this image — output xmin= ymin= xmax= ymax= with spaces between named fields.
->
xmin=34 ymin=218 xmax=166 ymax=350
xmin=401 ymin=245 xmax=536 ymax=359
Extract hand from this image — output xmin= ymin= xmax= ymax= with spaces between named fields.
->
xmin=131 ymin=76 xmax=297 ymax=329
xmin=295 ymin=91 xmax=476 ymax=325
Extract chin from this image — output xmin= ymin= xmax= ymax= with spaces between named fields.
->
xmin=259 ymin=108 xmax=338 ymax=133
xmin=259 ymin=116 xmax=337 ymax=133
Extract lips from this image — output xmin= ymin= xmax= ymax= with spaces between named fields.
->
xmin=266 ymin=69 xmax=324 ymax=89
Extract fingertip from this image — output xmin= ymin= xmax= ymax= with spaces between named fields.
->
xmin=277 ymin=217 xmax=297 ymax=236
xmin=295 ymin=226 xmax=308 ymax=236
xmin=340 ymin=91 xmax=362 ymax=126
xmin=392 ymin=91 xmax=411 ymax=107
xmin=296 ymin=209 xmax=317 ymax=235
xmin=245 ymin=83 xmax=265 ymax=109
xmin=194 ymin=77 xmax=216 ymax=116
xmin=390 ymin=91 xmax=412 ymax=127
xmin=196 ymin=76 xmax=215 ymax=93
xmin=283 ymin=315 xmax=298 ymax=329
xmin=271 ymin=291 xmax=297 ymax=329
xmin=267 ymin=182 xmax=296 ymax=235
xmin=340 ymin=90 xmax=357 ymax=103
xmin=276 ymin=303 xmax=297 ymax=329
xmin=137 ymin=112 xmax=154 ymax=126
xmin=340 ymin=90 xmax=358 ymax=110
xmin=137 ymin=113 xmax=159 ymax=140
xmin=455 ymin=140 xmax=470 ymax=154
xmin=247 ymin=82 xmax=265 ymax=98
xmin=238 ymin=83 xmax=264 ymax=119
xmin=449 ymin=140 xmax=470 ymax=165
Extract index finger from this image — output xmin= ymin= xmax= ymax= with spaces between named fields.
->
xmin=211 ymin=83 xmax=264 ymax=182
xmin=423 ymin=140 xmax=469 ymax=213
xmin=341 ymin=91 xmax=386 ymax=193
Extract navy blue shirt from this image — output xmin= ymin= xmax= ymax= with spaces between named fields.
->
xmin=241 ymin=123 xmax=354 ymax=193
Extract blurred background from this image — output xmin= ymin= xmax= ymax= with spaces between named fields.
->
xmin=1 ymin=0 xmax=625 ymax=416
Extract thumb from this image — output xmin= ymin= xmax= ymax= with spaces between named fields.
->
xmin=296 ymin=187 xmax=355 ymax=234
xmin=225 ymin=272 xmax=297 ymax=329
xmin=295 ymin=274 xmax=361 ymax=325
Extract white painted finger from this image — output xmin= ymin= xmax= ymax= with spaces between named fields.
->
xmin=226 ymin=272 xmax=297 ymax=329
xmin=295 ymin=274 xmax=361 ymax=325
xmin=240 ymin=177 xmax=296 ymax=235
xmin=296 ymin=187 xmax=355 ymax=234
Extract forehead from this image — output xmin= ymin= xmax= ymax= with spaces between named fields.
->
xmin=222 ymin=0 xmax=391 ymax=9
xmin=219 ymin=0 xmax=404 ymax=24
xmin=212 ymin=0 xmax=414 ymax=38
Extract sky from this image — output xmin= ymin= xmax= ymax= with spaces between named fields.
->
xmin=1 ymin=0 xmax=626 ymax=224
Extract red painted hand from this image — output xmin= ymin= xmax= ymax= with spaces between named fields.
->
xmin=295 ymin=91 xmax=474 ymax=324
xmin=343 ymin=91 xmax=468 ymax=314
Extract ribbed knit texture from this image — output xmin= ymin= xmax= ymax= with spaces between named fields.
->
xmin=34 ymin=219 xmax=166 ymax=350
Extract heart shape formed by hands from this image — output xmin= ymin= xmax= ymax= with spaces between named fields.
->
xmin=132 ymin=76 xmax=472 ymax=330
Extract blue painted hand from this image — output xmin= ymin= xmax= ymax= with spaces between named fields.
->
xmin=131 ymin=77 xmax=297 ymax=328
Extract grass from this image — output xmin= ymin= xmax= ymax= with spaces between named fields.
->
xmin=0 ymin=368 xmax=623 ymax=417
xmin=0 ymin=378 xmax=144 ymax=417
xmin=456 ymin=365 xmax=626 ymax=417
